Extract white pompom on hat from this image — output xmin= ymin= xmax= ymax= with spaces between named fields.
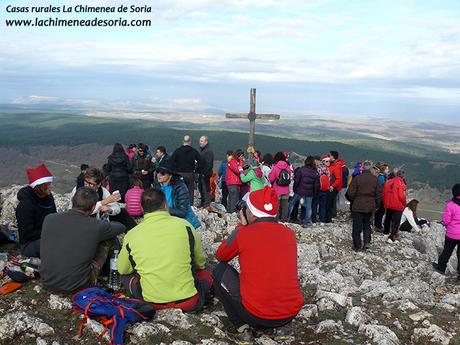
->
xmin=26 ymin=164 xmax=53 ymax=188
xmin=244 ymin=186 xmax=278 ymax=218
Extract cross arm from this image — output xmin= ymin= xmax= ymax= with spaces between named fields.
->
xmin=255 ymin=114 xmax=280 ymax=120
xmin=225 ymin=113 xmax=249 ymax=119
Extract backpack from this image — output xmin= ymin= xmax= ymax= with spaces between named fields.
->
xmin=320 ymin=173 xmax=330 ymax=192
xmin=342 ymin=166 xmax=349 ymax=189
xmin=72 ymin=287 xmax=156 ymax=345
xmin=276 ymin=168 xmax=291 ymax=186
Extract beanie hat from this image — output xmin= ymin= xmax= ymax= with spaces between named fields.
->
xmin=26 ymin=164 xmax=53 ymax=188
xmin=453 ymin=184 xmax=460 ymax=198
xmin=244 ymin=186 xmax=278 ymax=218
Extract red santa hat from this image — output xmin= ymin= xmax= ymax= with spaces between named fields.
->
xmin=244 ymin=186 xmax=278 ymax=218
xmin=26 ymin=164 xmax=53 ymax=188
xmin=322 ymin=154 xmax=331 ymax=161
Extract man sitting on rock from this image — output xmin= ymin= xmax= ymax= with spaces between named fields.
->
xmin=16 ymin=164 xmax=57 ymax=257
xmin=40 ymin=187 xmax=126 ymax=293
xmin=117 ymin=188 xmax=212 ymax=312
xmin=213 ymin=186 xmax=304 ymax=344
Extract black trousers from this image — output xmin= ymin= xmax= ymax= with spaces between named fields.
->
xmin=178 ymin=172 xmax=196 ymax=206
xmin=352 ymin=211 xmax=372 ymax=250
xmin=212 ymin=262 xmax=293 ymax=329
xmin=438 ymin=236 xmax=460 ymax=274
xmin=198 ymin=174 xmax=211 ymax=207
xmin=110 ymin=209 xmax=137 ymax=232
xmin=374 ymin=201 xmax=385 ymax=228
xmin=384 ymin=209 xmax=402 ymax=239
xmin=325 ymin=189 xmax=338 ymax=222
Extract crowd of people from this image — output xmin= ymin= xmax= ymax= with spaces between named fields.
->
xmin=9 ymin=134 xmax=460 ymax=344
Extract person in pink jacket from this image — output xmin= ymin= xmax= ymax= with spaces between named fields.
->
xmin=433 ymin=184 xmax=460 ymax=281
xmin=125 ymin=178 xmax=145 ymax=218
xmin=268 ymin=152 xmax=293 ymax=221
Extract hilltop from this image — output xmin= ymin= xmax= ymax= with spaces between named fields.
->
xmin=0 ymin=186 xmax=459 ymax=344
xmin=0 ymin=108 xmax=458 ymax=193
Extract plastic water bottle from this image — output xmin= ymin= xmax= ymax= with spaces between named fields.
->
xmin=108 ymin=250 xmax=120 ymax=291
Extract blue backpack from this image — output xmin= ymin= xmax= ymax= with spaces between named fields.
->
xmin=72 ymin=287 xmax=156 ymax=345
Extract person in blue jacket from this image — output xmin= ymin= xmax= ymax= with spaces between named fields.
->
xmin=217 ymin=150 xmax=233 ymax=209
xmin=153 ymin=159 xmax=201 ymax=229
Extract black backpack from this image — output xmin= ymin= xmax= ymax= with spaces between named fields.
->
xmin=276 ymin=168 xmax=291 ymax=186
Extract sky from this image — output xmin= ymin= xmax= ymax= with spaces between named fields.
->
xmin=1 ymin=0 xmax=460 ymax=120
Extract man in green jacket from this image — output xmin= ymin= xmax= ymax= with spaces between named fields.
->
xmin=118 ymin=188 xmax=212 ymax=312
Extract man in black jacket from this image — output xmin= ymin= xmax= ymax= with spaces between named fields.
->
xmin=40 ymin=187 xmax=126 ymax=293
xmin=171 ymin=135 xmax=201 ymax=205
xmin=198 ymin=136 xmax=214 ymax=208
xmin=16 ymin=164 xmax=57 ymax=257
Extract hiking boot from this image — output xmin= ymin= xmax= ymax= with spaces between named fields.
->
xmin=432 ymin=262 xmax=446 ymax=275
xmin=362 ymin=243 xmax=370 ymax=251
xmin=272 ymin=323 xmax=294 ymax=341
xmin=226 ymin=325 xmax=254 ymax=345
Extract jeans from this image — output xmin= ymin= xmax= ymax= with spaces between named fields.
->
xmin=221 ymin=183 xmax=229 ymax=209
xmin=288 ymin=194 xmax=312 ymax=225
xmin=227 ymin=185 xmax=241 ymax=213
xmin=326 ymin=189 xmax=338 ymax=222
xmin=352 ymin=211 xmax=372 ymax=250
xmin=312 ymin=191 xmax=327 ymax=223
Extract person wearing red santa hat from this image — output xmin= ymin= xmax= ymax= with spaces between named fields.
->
xmin=213 ymin=186 xmax=304 ymax=344
xmin=16 ymin=164 xmax=57 ymax=258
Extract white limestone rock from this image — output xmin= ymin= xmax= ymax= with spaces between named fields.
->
xmin=315 ymin=320 xmax=344 ymax=334
xmin=155 ymin=309 xmax=193 ymax=329
xmin=48 ymin=294 xmax=72 ymax=310
xmin=0 ymin=312 xmax=54 ymax=340
xmin=358 ymin=324 xmax=400 ymax=345
xmin=412 ymin=323 xmax=452 ymax=345
xmin=345 ymin=307 xmax=370 ymax=328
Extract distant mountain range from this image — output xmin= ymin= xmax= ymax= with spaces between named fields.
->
xmin=0 ymin=106 xmax=458 ymax=193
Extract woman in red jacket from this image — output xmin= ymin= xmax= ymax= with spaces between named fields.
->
xmin=226 ymin=149 xmax=244 ymax=213
xmin=382 ymin=170 xmax=407 ymax=243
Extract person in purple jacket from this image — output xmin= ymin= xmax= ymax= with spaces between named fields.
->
xmin=433 ymin=184 xmax=460 ymax=282
xmin=288 ymin=156 xmax=320 ymax=228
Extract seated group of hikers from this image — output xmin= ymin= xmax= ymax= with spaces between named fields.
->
xmin=15 ymin=163 xmax=304 ymax=343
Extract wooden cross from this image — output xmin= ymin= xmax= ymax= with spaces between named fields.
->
xmin=226 ymin=88 xmax=280 ymax=155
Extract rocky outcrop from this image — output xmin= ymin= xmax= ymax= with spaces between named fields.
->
xmin=0 ymin=186 xmax=459 ymax=344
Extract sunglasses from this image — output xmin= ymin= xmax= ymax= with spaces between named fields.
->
xmin=157 ymin=171 xmax=167 ymax=176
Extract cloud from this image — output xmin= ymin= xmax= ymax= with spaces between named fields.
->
xmin=1 ymin=0 xmax=460 ymax=118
